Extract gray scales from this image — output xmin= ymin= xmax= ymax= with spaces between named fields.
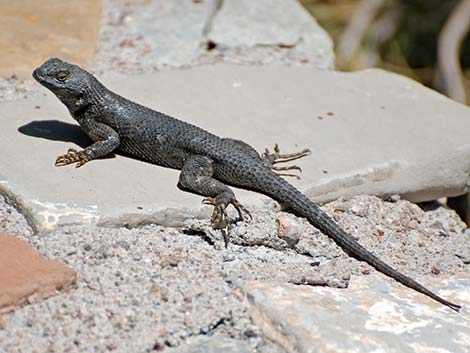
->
xmin=32 ymin=58 xmax=461 ymax=312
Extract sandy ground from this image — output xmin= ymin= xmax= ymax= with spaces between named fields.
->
xmin=1 ymin=193 xmax=469 ymax=352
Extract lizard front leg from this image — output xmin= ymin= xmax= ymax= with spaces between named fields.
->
xmin=178 ymin=155 xmax=251 ymax=229
xmin=55 ymin=122 xmax=120 ymax=168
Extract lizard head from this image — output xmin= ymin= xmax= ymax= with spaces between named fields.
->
xmin=33 ymin=58 xmax=99 ymax=115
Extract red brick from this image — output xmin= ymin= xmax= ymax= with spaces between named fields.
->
xmin=0 ymin=232 xmax=76 ymax=312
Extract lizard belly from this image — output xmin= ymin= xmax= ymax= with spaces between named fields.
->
xmin=119 ymin=137 xmax=186 ymax=170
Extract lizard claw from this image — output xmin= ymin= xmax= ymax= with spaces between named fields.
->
xmin=55 ymin=148 xmax=91 ymax=168
xmin=262 ymin=143 xmax=311 ymax=179
xmin=202 ymin=195 xmax=251 ymax=229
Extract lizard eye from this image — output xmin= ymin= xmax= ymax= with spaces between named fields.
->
xmin=55 ymin=70 xmax=70 ymax=82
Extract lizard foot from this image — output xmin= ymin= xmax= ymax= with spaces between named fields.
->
xmin=55 ymin=148 xmax=91 ymax=168
xmin=202 ymin=194 xmax=252 ymax=229
xmin=262 ymin=143 xmax=311 ymax=179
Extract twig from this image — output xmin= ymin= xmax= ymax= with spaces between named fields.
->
xmin=435 ymin=0 xmax=470 ymax=104
xmin=337 ymin=0 xmax=386 ymax=69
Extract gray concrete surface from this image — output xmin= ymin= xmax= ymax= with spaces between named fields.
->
xmin=207 ymin=0 xmax=334 ymax=69
xmin=243 ymin=275 xmax=470 ymax=353
xmin=1 ymin=64 xmax=470 ymax=232
xmin=94 ymin=0 xmax=334 ymax=79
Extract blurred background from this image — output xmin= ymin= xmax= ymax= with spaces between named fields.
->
xmin=301 ymin=0 xmax=470 ymax=105
xmin=1 ymin=0 xmax=469 ymax=105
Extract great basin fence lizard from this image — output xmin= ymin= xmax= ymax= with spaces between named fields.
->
xmin=33 ymin=58 xmax=461 ymax=312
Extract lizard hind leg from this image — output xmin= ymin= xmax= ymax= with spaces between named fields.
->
xmin=202 ymin=194 xmax=251 ymax=229
xmin=262 ymin=143 xmax=311 ymax=179
xmin=178 ymin=155 xmax=251 ymax=230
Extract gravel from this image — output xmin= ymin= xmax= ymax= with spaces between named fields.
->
xmin=1 ymin=193 xmax=468 ymax=352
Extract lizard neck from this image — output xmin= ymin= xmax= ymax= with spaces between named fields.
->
xmin=69 ymin=78 xmax=109 ymax=119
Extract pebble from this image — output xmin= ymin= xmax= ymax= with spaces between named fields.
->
xmin=276 ymin=213 xmax=302 ymax=247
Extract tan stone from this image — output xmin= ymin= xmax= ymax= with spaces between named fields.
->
xmin=0 ymin=0 xmax=101 ymax=79
xmin=242 ymin=275 xmax=470 ymax=353
xmin=0 ymin=232 xmax=76 ymax=312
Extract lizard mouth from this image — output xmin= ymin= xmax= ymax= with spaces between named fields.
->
xmin=32 ymin=68 xmax=43 ymax=82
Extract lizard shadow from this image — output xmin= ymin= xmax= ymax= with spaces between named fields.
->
xmin=18 ymin=120 xmax=116 ymax=160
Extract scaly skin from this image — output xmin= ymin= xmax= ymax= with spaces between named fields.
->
xmin=33 ymin=58 xmax=461 ymax=312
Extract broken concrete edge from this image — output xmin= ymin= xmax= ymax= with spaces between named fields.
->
xmin=234 ymin=280 xmax=320 ymax=353
xmin=97 ymin=206 xmax=213 ymax=229
xmin=0 ymin=182 xmax=40 ymax=234
xmin=240 ymin=291 xmax=298 ymax=353
xmin=235 ymin=274 xmax=469 ymax=352
xmin=0 ymin=179 xmax=216 ymax=234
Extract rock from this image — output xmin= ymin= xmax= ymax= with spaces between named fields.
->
xmin=276 ymin=213 xmax=302 ymax=247
xmin=1 ymin=64 xmax=470 ymax=232
xmin=208 ymin=0 xmax=334 ymax=69
xmin=97 ymin=0 xmax=215 ymax=72
xmin=0 ymin=0 xmax=100 ymax=79
xmin=0 ymin=232 xmax=76 ymax=312
xmin=166 ymin=335 xmax=253 ymax=353
xmin=242 ymin=275 xmax=470 ymax=353
xmin=94 ymin=0 xmax=334 ymax=76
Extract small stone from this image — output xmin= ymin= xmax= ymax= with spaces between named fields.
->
xmin=115 ymin=240 xmax=130 ymax=251
xmin=456 ymin=253 xmax=470 ymax=264
xmin=152 ymin=342 xmax=165 ymax=351
xmin=276 ymin=213 xmax=302 ymax=247
xmin=95 ymin=245 xmax=114 ymax=259
xmin=66 ymin=249 xmax=77 ymax=256
xmin=160 ymin=287 xmax=170 ymax=302
xmin=160 ymin=253 xmax=182 ymax=268
xmin=386 ymin=194 xmax=401 ymax=202
xmin=25 ymin=317 xmax=35 ymax=327
xmin=82 ymin=243 xmax=92 ymax=251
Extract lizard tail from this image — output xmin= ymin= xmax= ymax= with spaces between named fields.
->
xmin=249 ymin=170 xmax=461 ymax=312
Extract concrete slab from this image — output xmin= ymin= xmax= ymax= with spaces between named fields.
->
xmin=1 ymin=64 xmax=470 ymax=232
xmin=242 ymin=275 xmax=470 ymax=353
xmin=0 ymin=0 xmax=101 ymax=80
xmin=94 ymin=0 xmax=334 ymax=78
xmin=208 ymin=0 xmax=334 ymax=69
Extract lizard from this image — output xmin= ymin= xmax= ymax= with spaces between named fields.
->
xmin=32 ymin=57 xmax=461 ymax=312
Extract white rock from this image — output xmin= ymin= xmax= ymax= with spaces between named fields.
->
xmin=242 ymin=275 xmax=470 ymax=353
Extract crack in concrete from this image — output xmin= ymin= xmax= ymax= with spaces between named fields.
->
xmin=201 ymin=0 xmax=223 ymax=40
xmin=0 ymin=184 xmax=39 ymax=235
